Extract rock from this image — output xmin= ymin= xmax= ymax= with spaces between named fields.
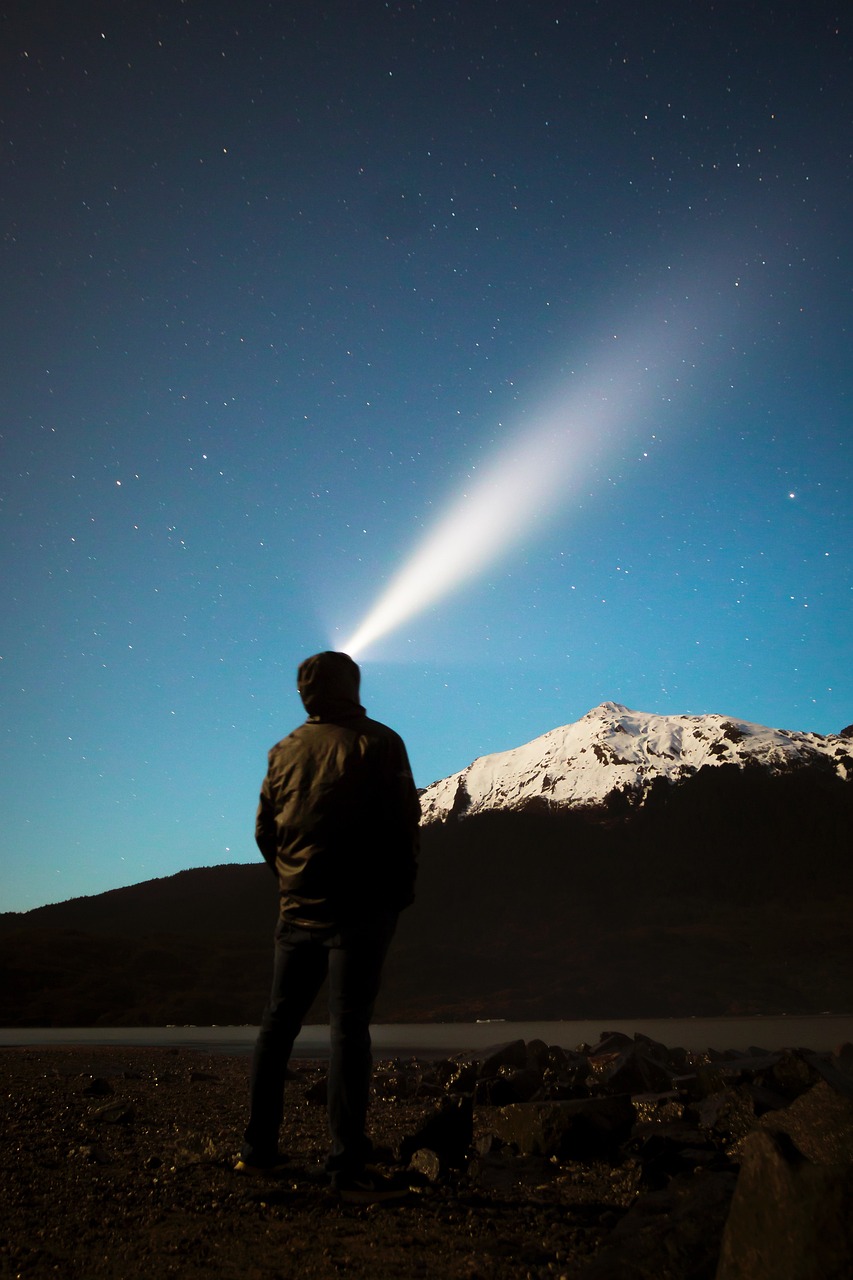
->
xmin=581 ymin=1169 xmax=736 ymax=1280
xmin=408 ymin=1147 xmax=441 ymax=1182
xmin=536 ymin=1046 xmax=589 ymax=1098
xmin=630 ymin=1088 xmax=730 ymax=1188
xmin=697 ymin=1086 xmax=764 ymax=1150
xmin=754 ymin=1048 xmax=823 ymax=1101
xmin=715 ymin=1129 xmax=853 ymax=1280
xmin=544 ymin=1043 xmax=585 ymax=1074
xmin=635 ymin=1033 xmax=691 ymax=1072
xmin=428 ymin=1057 xmax=478 ymax=1095
xmin=834 ymin=1042 xmax=853 ymax=1072
xmin=806 ymin=1050 xmax=853 ymax=1099
xmin=373 ymin=1063 xmax=424 ymax=1101
xmin=587 ymin=1030 xmax=634 ymax=1057
xmin=689 ymin=1051 xmax=778 ymax=1099
xmin=90 ymin=1100 xmax=134 ymax=1125
xmin=758 ymin=1078 xmax=853 ymax=1164
xmin=479 ymin=1039 xmax=530 ymax=1076
xmin=631 ymin=1091 xmax=685 ymax=1124
xmin=80 ymin=1077 xmax=113 ymax=1097
xmin=587 ymin=1033 xmax=678 ymax=1094
xmin=474 ymin=1066 xmax=542 ymax=1105
xmin=489 ymin=1095 xmax=634 ymax=1160
xmin=524 ymin=1038 xmax=551 ymax=1073
xmin=399 ymin=1096 xmax=473 ymax=1170
xmin=474 ymin=1132 xmax=500 ymax=1156
xmin=631 ymin=1124 xmax=723 ymax=1189
xmin=706 ymin=1047 xmax=744 ymax=1062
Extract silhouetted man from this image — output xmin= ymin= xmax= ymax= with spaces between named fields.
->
xmin=237 ymin=651 xmax=420 ymax=1201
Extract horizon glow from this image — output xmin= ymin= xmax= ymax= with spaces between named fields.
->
xmin=341 ymin=294 xmax=710 ymax=660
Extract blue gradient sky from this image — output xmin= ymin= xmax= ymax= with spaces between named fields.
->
xmin=2 ymin=2 xmax=851 ymax=912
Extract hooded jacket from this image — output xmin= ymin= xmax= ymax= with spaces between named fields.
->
xmin=255 ymin=651 xmax=420 ymax=928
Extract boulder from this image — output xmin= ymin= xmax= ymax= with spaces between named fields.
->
xmin=408 ymin=1147 xmax=441 ymax=1183
xmin=697 ymin=1085 xmax=767 ymax=1150
xmin=89 ymin=1100 xmax=134 ymax=1125
xmin=474 ymin=1066 xmax=542 ymax=1105
xmin=834 ymin=1042 xmax=853 ymax=1072
xmin=399 ymin=1095 xmax=473 ymax=1170
xmin=757 ymin=1077 xmax=853 ymax=1165
xmin=689 ymin=1053 xmax=780 ymax=1099
xmin=581 ymin=1169 xmax=736 ymax=1280
xmin=754 ymin=1048 xmax=824 ymax=1101
xmin=80 ymin=1077 xmax=114 ymax=1097
xmin=522 ymin=1038 xmax=552 ymax=1072
xmin=479 ymin=1039 xmax=530 ymax=1076
xmin=715 ymin=1129 xmax=853 ymax=1280
xmin=631 ymin=1091 xmax=685 ymax=1125
xmin=631 ymin=1124 xmax=723 ymax=1188
xmin=536 ymin=1045 xmax=590 ymax=1098
xmin=587 ymin=1030 xmax=634 ymax=1054
xmin=587 ymin=1032 xmax=679 ymax=1094
xmin=427 ymin=1055 xmax=478 ymax=1094
xmin=489 ymin=1095 xmax=634 ymax=1159
xmin=808 ymin=1051 xmax=853 ymax=1099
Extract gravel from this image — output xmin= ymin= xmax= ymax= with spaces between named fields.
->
xmin=2 ymin=1046 xmax=641 ymax=1279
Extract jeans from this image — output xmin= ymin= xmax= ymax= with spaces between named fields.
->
xmin=241 ymin=911 xmax=398 ymax=1171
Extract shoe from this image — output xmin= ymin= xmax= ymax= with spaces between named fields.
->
xmin=234 ymin=1157 xmax=291 ymax=1178
xmin=331 ymin=1167 xmax=412 ymax=1204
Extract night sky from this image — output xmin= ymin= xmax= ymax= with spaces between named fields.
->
xmin=2 ymin=2 xmax=851 ymax=912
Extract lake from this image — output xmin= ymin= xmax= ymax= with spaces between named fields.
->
xmin=2 ymin=1014 xmax=852 ymax=1055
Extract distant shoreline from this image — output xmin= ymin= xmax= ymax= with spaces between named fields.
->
xmin=3 ymin=1013 xmax=852 ymax=1056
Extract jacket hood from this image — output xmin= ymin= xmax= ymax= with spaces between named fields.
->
xmin=297 ymin=651 xmax=364 ymax=721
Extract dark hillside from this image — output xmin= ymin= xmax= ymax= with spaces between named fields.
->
xmin=0 ymin=863 xmax=278 ymax=939
xmin=2 ymin=765 xmax=851 ymax=1025
xmin=0 ymin=865 xmax=278 ymax=1027
xmin=388 ymin=764 xmax=853 ymax=1019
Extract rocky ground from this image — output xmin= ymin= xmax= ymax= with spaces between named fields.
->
xmin=3 ymin=1033 xmax=853 ymax=1280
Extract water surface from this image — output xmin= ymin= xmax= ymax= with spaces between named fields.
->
xmin=2 ymin=1015 xmax=852 ymax=1056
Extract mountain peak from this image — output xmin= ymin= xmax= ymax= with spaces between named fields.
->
xmin=420 ymin=704 xmax=852 ymax=824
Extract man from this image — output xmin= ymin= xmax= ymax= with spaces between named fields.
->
xmin=237 ymin=651 xmax=420 ymax=1202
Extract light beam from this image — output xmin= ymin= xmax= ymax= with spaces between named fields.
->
xmin=340 ymin=291 xmax=711 ymax=659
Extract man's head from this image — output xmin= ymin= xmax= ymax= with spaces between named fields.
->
xmin=297 ymin=651 xmax=363 ymax=720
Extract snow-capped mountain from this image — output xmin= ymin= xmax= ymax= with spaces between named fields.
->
xmin=420 ymin=702 xmax=853 ymax=823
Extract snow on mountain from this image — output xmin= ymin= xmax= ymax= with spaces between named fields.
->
xmin=420 ymin=702 xmax=853 ymax=823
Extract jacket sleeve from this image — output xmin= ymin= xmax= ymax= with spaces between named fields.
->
xmin=391 ymin=739 xmax=421 ymax=909
xmin=255 ymin=767 xmax=279 ymax=874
